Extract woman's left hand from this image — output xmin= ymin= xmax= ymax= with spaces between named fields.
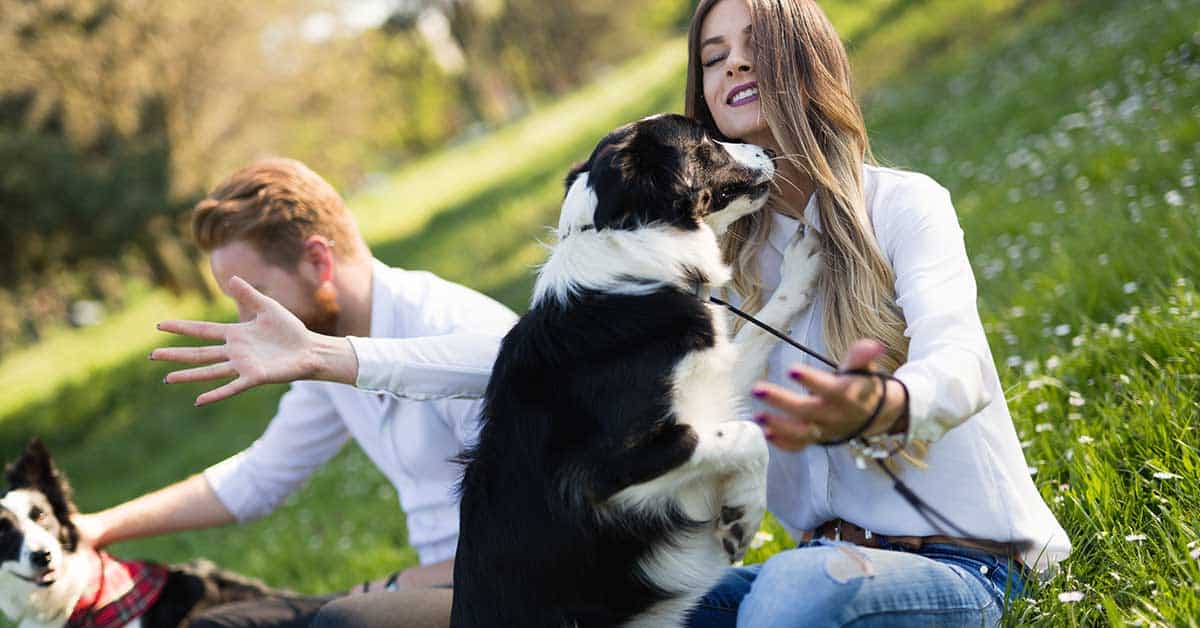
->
xmin=751 ymin=339 xmax=907 ymax=451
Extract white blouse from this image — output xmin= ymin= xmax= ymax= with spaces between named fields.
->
xmin=752 ymin=165 xmax=1069 ymax=572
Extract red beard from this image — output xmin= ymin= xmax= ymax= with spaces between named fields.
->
xmin=303 ymin=282 xmax=341 ymax=336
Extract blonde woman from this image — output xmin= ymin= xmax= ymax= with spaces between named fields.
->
xmin=683 ymin=0 xmax=1070 ymax=626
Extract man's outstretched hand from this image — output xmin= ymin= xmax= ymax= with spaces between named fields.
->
xmin=151 ymin=276 xmax=357 ymax=406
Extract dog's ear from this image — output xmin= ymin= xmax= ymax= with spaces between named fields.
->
xmin=564 ymin=160 xmax=589 ymax=194
xmin=593 ymin=130 xmax=687 ymax=231
xmin=7 ymin=439 xmax=79 ymax=551
xmin=693 ymin=188 xmax=713 ymax=218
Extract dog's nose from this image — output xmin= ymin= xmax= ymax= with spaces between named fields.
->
xmin=30 ymin=549 xmax=50 ymax=568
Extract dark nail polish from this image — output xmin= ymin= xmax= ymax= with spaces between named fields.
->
xmin=752 ymin=388 xmax=767 ymax=399
xmin=789 ymin=369 xmax=804 ymax=381
xmin=754 ymin=414 xmax=767 ymax=425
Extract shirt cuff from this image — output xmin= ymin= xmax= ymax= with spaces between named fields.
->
xmin=347 ymin=336 xmax=492 ymax=401
xmin=893 ymin=370 xmax=949 ymax=444
xmin=203 ymin=453 xmax=271 ymax=523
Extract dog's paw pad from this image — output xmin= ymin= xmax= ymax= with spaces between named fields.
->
xmin=716 ymin=506 xmax=755 ymax=562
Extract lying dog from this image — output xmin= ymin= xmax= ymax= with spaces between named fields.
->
xmin=452 ymin=114 xmax=781 ymax=628
xmin=0 ymin=439 xmax=289 ymax=628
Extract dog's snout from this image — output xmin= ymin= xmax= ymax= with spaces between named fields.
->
xmin=30 ymin=549 xmax=50 ymax=568
xmin=762 ymin=147 xmax=777 ymax=160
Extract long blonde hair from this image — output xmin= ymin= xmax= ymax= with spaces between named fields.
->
xmin=685 ymin=0 xmax=908 ymax=372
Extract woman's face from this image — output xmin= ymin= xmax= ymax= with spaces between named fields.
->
xmin=699 ymin=0 xmax=771 ymax=147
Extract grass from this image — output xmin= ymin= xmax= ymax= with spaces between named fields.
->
xmin=2 ymin=0 xmax=1199 ymax=624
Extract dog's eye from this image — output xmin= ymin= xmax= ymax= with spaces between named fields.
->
xmin=28 ymin=507 xmax=44 ymax=522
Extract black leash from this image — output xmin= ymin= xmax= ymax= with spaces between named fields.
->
xmin=706 ymin=294 xmax=981 ymax=542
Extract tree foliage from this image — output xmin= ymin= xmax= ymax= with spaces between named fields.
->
xmin=0 ymin=0 xmax=693 ymax=354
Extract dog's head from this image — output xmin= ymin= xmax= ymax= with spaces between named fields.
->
xmin=558 ymin=114 xmax=774 ymax=238
xmin=0 ymin=439 xmax=79 ymax=590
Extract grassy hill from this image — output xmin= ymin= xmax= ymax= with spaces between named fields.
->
xmin=1 ymin=0 xmax=1198 ymax=624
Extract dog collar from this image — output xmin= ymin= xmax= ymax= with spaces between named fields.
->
xmin=67 ymin=551 xmax=168 ymax=628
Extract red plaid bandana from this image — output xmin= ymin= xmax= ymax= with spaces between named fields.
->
xmin=67 ymin=550 xmax=168 ymax=628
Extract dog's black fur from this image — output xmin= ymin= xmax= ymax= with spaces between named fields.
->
xmin=0 ymin=439 xmax=292 ymax=628
xmin=451 ymin=115 xmax=770 ymax=628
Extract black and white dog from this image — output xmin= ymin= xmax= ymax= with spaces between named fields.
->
xmin=0 ymin=439 xmax=288 ymax=628
xmin=452 ymin=114 xmax=784 ymax=628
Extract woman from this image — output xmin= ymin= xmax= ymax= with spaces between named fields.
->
xmin=682 ymin=0 xmax=1069 ymax=626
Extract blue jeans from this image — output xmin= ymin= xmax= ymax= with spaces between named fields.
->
xmin=687 ymin=540 xmax=1028 ymax=627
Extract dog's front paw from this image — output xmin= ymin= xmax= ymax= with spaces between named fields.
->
xmin=779 ymin=226 xmax=822 ymax=290
xmin=716 ymin=504 xmax=752 ymax=561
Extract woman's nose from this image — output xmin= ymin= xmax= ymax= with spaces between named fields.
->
xmin=727 ymin=61 xmax=753 ymax=77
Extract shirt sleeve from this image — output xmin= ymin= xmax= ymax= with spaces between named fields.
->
xmin=345 ymin=333 xmax=503 ymax=401
xmin=203 ymin=382 xmax=350 ymax=522
xmin=879 ymin=179 xmax=995 ymax=444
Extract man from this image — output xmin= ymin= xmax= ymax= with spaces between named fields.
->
xmin=74 ymin=158 xmax=516 ymax=627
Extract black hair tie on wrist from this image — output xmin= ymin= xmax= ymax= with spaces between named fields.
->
xmin=818 ymin=369 xmax=890 ymax=447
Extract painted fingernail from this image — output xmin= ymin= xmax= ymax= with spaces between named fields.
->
xmin=148 ymin=352 xmax=155 ymax=361
xmin=764 ymin=431 xmax=775 ymax=442
xmin=752 ymin=387 xmax=768 ymax=399
xmin=789 ymin=369 xmax=804 ymax=381
xmin=754 ymin=414 xmax=768 ymax=425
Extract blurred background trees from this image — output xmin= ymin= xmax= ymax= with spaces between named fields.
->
xmin=0 ymin=0 xmax=693 ymax=356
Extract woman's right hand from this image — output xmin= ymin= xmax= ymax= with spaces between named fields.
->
xmin=150 ymin=276 xmax=358 ymax=406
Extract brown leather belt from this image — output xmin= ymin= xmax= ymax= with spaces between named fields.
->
xmin=804 ymin=519 xmax=1026 ymax=568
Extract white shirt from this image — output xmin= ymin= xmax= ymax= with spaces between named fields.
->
xmin=204 ymin=260 xmax=517 ymax=565
xmin=753 ymin=165 xmax=1070 ymax=572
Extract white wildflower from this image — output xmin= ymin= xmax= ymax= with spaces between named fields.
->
xmin=1165 ymin=190 xmax=1184 ymax=207
xmin=1054 ymin=325 xmax=1071 ymax=337
xmin=1058 ymin=591 xmax=1084 ymax=603
xmin=1152 ymin=471 xmax=1180 ymax=480
xmin=1068 ymin=412 xmax=1082 ymax=421
xmin=1125 ymin=533 xmax=1148 ymax=542
xmin=1191 ymin=547 xmax=1200 ymax=560
xmin=1069 ymin=392 xmax=1086 ymax=407
xmin=1035 ymin=402 xmax=1050 ymax=414
xmin=1078 ymin=435 xmax=1095 ymax=444
xmin=1006 ymin=355 xmax=1022 ymax=368
xmin=1036 ymin=423 xmax=1054 ymax=432
xmin=1046 ymin=356 xmax=1062 ymax=370
xmin=749 ymin=530 xmax=774 ymax=549
xmin=1124 ymin=282 xmax=1139 ymax=294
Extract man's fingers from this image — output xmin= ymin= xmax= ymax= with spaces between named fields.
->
xmin=163 ymin=362 xmax=238 ymax=385
xmin=227 ymin=276 xmax=274 ymax=314
xmin=157 ymin=319 xmax=230 ymax=341
xmin=150 ymin=345 xmax=227 ymax=364
xmin=195 ymin=377 xmax=255 ymax=407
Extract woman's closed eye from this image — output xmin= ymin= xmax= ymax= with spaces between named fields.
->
xmin=703 ymin=52 xmax=729 ymax=68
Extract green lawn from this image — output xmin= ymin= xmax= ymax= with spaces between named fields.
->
xmin=2 ymin=0 xmax=1198 ymax=625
